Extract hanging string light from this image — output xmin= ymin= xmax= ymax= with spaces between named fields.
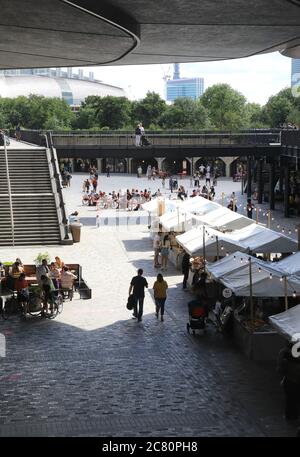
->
xmin=293 ymin=291 xmax=297 ymax=298
xmin=280 ymin=276 xmax=284 ymax=282
xmin=269 ymin=273 xmax=273 ymax=279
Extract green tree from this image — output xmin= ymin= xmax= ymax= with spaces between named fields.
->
xmin=159 ymin=97 xmax=210 ymax=129
xmin=132 ymin=91 xmax=167 ymax=128
xmin=201 ymin=83 xmax=247 ymax=130
xmin=262 ymin=88 xmax=295 ymax=127
xmin=244 ymin=103 xmax=266 ymax=128
xmin=94 ymin=96 xmax=132 ymax=129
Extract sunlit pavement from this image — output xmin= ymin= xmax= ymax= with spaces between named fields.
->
xmin=0 ymin=174 xmax=299 ymax=436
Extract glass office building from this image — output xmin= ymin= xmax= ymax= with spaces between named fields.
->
xmin=291 ymin=58 xmax=300 ymax=87
xmin=166 ymin=64 xmax=204 ymax=101
xmin=167 ymin=77 xmax=204 ymax=101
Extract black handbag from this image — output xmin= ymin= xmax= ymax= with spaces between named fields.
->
xmin=127 ymin=295 xmax=135 ymax=310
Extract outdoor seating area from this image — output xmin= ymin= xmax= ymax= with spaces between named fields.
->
xmin=0 ymin=259 xmax=92 ymax=320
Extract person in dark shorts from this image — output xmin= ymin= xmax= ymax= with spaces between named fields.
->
xmin=128 ymin=269 xmax=148 ymax=322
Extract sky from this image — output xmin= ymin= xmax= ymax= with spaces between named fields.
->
xmin=78 ymin=51 xmax=292 ymax=106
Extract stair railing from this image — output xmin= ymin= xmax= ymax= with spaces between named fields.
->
xmin=1 ymin=132 xmax=14 ymax=246
xmin=43 ymin=132 xmax=70 ymax=241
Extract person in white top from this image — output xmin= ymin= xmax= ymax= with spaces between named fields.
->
xmin=153 ymin=233 xmax=161 ymax=268
xmin=60 ymin=266 xmax=77 ymax=299
xmin=205 ymin=171 xmax=211 ymax=185
xmin=199 ymin=164 xmax=205 ymax=176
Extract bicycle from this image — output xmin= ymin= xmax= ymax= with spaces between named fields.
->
xmin=27 ymin=288 xmax=64 ymax=319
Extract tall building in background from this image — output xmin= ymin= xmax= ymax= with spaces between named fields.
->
xmin=291 ymin=58 xmax=300 ymax=88
xmin=166 ymin=63 xmax=204 ymax=102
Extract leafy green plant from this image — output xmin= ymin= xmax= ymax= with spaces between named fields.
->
xmin=34 ymin=252 xmax=51 ymax=265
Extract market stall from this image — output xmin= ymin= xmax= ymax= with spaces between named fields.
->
xmin=227 ymin=224 xmax=298 ymax=254
xmin=193 ymin=206 xmax=254 ymax=231
xmin=159 ymin=210 xmax=194 ymax=233
xmin=206 ymin=252 xmax=300 ymax=360
xmin=176 ymin=227 xmax=245 ymax=257
xmin=269 ymin=304 xmax=300 ymax=341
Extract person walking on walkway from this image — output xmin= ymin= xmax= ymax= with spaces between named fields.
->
xmin=153 ymin=273 xmax=168 ymax=321
xmin=205 ymin=171 xmax=211 ymax=186
xmin=246 ymin=198 xmax=255 ymax=219
xmin=129 ymin=268 xmax=148 ymax=322
xmin=106 ymin=165 xmax=110 ymax=177
xmin=161 ymin=234 xmax=171 ymax=270
xmin=153 ymin=232 xmax=161 ymax=268
xmin=182 ymin=251 xmax=190 ymax=289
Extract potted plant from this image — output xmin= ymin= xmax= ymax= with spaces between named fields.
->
xmin=34 ymin=252 xmax=51 ymax=265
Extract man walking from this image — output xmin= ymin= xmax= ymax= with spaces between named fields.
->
xmin=129 ymin=269 xmax=148 ymax=322
xmin=182 ymin=251 xmax=190 ymax=290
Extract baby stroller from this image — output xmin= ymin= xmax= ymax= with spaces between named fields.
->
xmin=186 ymin=299 xmax=206 ymax=335
xmin=141 ymin=135 xmax=151 ymax=146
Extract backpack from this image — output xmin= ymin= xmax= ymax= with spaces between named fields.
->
xmin=135 ymin=127 xmax=141 ymax=135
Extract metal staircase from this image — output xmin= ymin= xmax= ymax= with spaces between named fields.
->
xmin=0 ymin=142 xmax=68 ymax=246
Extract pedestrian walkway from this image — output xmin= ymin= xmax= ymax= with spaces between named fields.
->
xmin=0 ymin=174 xmax=299 ymax=436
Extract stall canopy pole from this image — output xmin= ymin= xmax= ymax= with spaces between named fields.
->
xmin=284 ymin=276 xmax=288 ymax=311
xmin=221 ymin=192 xmax=225 ymax=206
xmin=249 ymin=257 xmax=254 ymax=321
xmin=216 ymin=235 xmax=220 ymax=260
xmin=256 ymin=207 xmax=259 ymax=224
xmin=203 ymin=225 xmax=206 ymax=272
xmin=298 ymin=224 xmax=300 ymax=252
xmin=267 ymin=210 xmax=271 ymax=229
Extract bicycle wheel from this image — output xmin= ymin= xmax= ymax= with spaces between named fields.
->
xmin=28 ymin=294 xmax=43 ymax=316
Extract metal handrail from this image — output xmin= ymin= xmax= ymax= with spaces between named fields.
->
xmin=1 ymin=133 xmax=14 ymax=246
xmin=44 ymin=132 xmax=70 ymax=240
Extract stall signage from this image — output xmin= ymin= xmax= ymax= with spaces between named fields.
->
xmin=222 ymin=288 xmax=232 ymax=298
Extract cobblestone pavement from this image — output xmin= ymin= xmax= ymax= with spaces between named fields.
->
xmin=0 ymin=174 xmax=299 ymax=437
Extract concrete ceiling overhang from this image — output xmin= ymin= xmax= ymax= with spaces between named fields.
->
xmin=0 ymin=0 xmax=300 ymax=70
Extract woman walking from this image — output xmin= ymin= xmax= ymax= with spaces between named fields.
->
xmin=153 ymin=273 xmax=168 ymax=322
xmin=161 ymin=234 xmax=171 ymax=270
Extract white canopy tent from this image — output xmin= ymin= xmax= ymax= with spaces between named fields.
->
xmin=207 ymin=251 xmax=300 ymax=297
xmin=193 ymin=206 xmax=254 ymax=231
xmin=269 ymin=305 xmax=300 ymax=341
xmin=142 ymin=199 xmax=159 ymax=213
xmin=176 ymin=227 xmax=246 ymax=257
xmin=274 ymin=252 xmax=300 ymax=275
xmin=159 ymin=211 xmax=194 ymax=232
xmin=142 ymin=198 xmax=180 ymax=213
xmin=228 ymin=224 xmax=298 ymax=254
xmin=176 ymin=196 xmax=220 ymax=215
